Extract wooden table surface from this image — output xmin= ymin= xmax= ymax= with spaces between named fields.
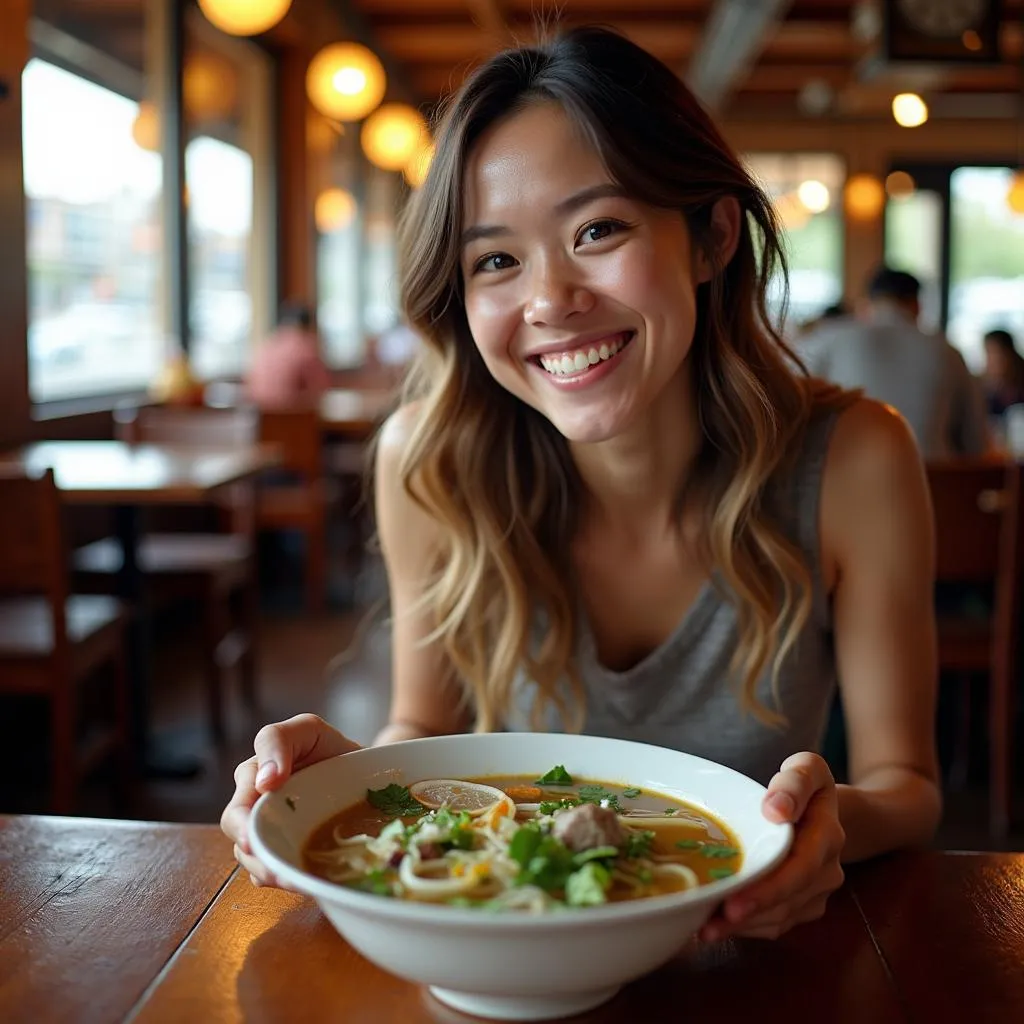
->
xmin=0 ymin=441 xmax=276 ymax=504
xmin=3 ymin=814 xmax=1022 ymax=1024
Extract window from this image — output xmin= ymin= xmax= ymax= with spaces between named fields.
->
xmin=744 ymin=153 xmax=845 ymax=333
xmin=948 ymin=167 xmax=1024 ymax=372
xmin=361 ymin=165 xmax=401 ymax=338
xmin=884 ymin=187 xmax=944 ymax=333
xmin=22 ymin=58 xmax=164 ymax=402
xmin=184 ymin=13 xmax=272 ymax=380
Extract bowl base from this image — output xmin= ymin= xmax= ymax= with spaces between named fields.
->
xmin=428 ymin=984 xmax=621 ymax=1021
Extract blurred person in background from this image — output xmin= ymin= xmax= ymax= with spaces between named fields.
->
xmin=800 ymin=267 xmax=990 ymax=460
xmin=982 ymin=328 xmax=1024 ymax=418
xmin=246 ymin=302 xmax=330 ymax=409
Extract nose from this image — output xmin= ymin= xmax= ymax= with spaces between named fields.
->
xmin=523 ymin=255 xmax=595 ymax=327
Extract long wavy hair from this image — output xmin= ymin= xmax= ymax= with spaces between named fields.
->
xmin=393 ymin=26 xmax=851 ymax=733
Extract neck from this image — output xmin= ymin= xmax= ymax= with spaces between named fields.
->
xmin=568 ymin=360 xmax=701 ymax=537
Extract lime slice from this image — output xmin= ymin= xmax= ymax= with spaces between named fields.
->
xmin=408 ymin=779 xmax=506 ymax=816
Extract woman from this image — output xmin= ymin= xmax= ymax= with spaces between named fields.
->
xmin=222 ymin=27 xmax=940 ymax=942
xmin=983 ymin=328 xmax=1024 ymax=418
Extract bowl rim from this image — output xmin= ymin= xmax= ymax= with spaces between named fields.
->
xmin=249 ymin=733 xmax=794 ymax=928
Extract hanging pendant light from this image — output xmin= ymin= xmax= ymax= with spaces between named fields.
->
xmin=844 ymin=173 xmax=885 ymax=220
xmin=315 ymin=188 xmax=357 ymax=233
xmin=197 ymin=0 xmax=292 ymax=37
xmin=1007 ymin=173 xmax=1024 ymax=215
xmin=307 ymin=43 xmax=386 ymax=122
xmin=361 ymin=103 xmax=427 ymax=172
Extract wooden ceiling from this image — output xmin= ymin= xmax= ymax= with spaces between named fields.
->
xmin=349 ymin=0 xmax=1024 ymax=119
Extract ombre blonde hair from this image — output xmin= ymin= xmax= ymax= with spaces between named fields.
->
xmin=391 ymin=27 xmax=853 ymax=733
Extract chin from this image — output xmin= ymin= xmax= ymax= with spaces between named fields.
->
xmin=542 ymin=406 xmax=636 ymax=445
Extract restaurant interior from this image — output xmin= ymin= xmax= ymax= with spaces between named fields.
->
xmin=2 ymin=0 xmax=1024 ymax=1019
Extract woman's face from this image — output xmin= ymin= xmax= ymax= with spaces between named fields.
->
xmin=460 ymin=102 xmax=703 ymax=444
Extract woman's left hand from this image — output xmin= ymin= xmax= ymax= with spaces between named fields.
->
xmin=699 ymin=751 xmax=846 ymax=942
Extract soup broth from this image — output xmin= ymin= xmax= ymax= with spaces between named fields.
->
xmin=303 ymin=768 xmax=742 ymax=911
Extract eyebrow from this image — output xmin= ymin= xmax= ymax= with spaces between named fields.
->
xmin=459 ymin=183 xmax=629 ymax=249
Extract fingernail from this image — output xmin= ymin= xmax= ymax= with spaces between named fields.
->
xmin=255 ymin=760 xmax=277 ymax=787
xmin=768 ymin=792 xmax=795 ymax=818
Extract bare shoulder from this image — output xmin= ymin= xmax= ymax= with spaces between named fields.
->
xmin=374 ymin=401 xmax=443 ymax=571
xmin=819 ymin=397 xmax=932 ymax=585
xmin=824 ymin=396 xmax=923 ymax=490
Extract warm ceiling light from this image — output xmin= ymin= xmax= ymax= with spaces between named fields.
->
xmin=1008 ymin=173 xmax=1024 ymax=216
xmin=306 ymin=43 xmax=386 ymax=122
xmin=404 ymin=141 xmax=435 ymax=188
xmin=315 ymin=188 xmax=356 ymax=233
xmin=184 ymin=52 xmax=238 ymax=122
xmin=961 ymin=30 xmax=983 ymax=51
xmin=361 ymin=103 xmax=427 ymax=172
xmin=131 ymin=101 xmax=159 ymax=152
xmin=892 ymin=92 xmax=928 ymax=128
xmin=197 ymin=0 xmax=291 ymax=37
xmin=844 ymin=173 xmax=885 ymax=220
xmin=797 ymin=179 xmax=831 ymax=214
xmin=885 ymin=171 xmax=916 ymax=198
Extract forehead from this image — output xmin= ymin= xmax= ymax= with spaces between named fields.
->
xmin=462 ymin=102 xmax=610 ymax=225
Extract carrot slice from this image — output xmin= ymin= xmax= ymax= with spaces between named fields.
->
xmin=503 ymin=785 xmax=543 ymax=801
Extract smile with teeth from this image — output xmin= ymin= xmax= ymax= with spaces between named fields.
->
xmin=536 ymin=332 xmax=634 ymax=377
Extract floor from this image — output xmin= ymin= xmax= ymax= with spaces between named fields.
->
xmin=2 ymin=554 xmax=1022 ymax=853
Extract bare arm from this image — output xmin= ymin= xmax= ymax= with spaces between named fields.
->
xmin=821 ymin=399 xmax=942 ymax=863
xmin=373 ymin=406 xmax=472 ymax=743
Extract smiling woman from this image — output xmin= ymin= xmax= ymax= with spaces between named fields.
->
xmin=225 ymin=25 xmax=941 ymax=948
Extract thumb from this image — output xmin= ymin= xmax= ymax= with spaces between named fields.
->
xmin=252 ymin=713 xmax=360 ymax=792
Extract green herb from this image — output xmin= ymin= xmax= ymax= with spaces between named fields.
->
xmin=577 ymin=784 xmax=621 ymax=811
xmin=708 ymin=867 xmax=736 ymax=880
xmin=621 ymin=787 xmax=642 ymax=799
xmin=352 ymin=869 xmax=393 ymax=896
xmin=510 ymin=825 xmax=576 ymax=892
xmin=509 ymin=824 xmax=543 ymax=867
xmin=565 ymin=862 xmax=611 ymax=907
xmin=448 ymin=821 xmax=476 ymax=851
xmin=623 ymin=829 xmax=656 ymax=859
xmin=637 ymin=868 xmax=654 ymax=884
xmin=538 ymin=797 xmax=580 ymax=815
xmin=535 ymin=765 xmax=574 ymax=786
xmin=284 ymin=796 xmax=297 ymax=812
xmin=700 ymin=844 xmax=739 ymax=859
xmin=674 ymin=839 xmax=701 ymax=850
xmin=366 ymin=784 xmax=426 ymax=818
xmin=572 ymin=845 xmax=620 ymax=867
xmin=663 ymin=808 xmax=678 ymax=816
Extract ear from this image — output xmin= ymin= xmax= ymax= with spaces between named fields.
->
xmin=695 ymin=196 xmax=742 ymax=284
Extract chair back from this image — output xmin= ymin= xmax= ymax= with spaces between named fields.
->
xmin=115 ymin=405 xmax=258 ymax=446
xmin=0 ymin=466 xmax=69 ymax=642
xmin=258 ymin=408 xmax=323 ymax=483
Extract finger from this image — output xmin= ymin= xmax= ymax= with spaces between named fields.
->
xmin=724 ymin=856 xmax=843 ymax=928
xmin=252 ymin=714 xmax=360 ymax=792
xmin=716 ymin=892 xmax=833 ymax=941
xmin=220 ymin=758 xmax=259 ymax=854
xmin=762 ymin=752 xmax=835 ymax=824
xmin=234 ymin=843 xmax=280 ymax=888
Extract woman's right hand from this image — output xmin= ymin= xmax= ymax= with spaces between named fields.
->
xmin=220 ymin=713 xmax=361 ymax=888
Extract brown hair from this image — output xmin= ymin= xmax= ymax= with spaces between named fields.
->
xmin=392 ymin=25 xmax=851 ymax=732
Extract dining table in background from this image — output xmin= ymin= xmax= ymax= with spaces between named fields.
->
xmin=2 ymin=813 xmax=1022 ymax=1023
xmin=319 ymin=387 xmax=395 ymax=442
xmin=0 ymin=441 xmax=278 ymax=777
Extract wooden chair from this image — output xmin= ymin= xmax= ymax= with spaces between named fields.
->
xmin=0 ymin=466 xmax=131 ymax=812
xmin=257 ymin=408 xmax=330 ymax=612
xmin=928 ymin=459 xmax=1024 ymax=837
xmin=72 ymin=406 xmax=260 ymax=743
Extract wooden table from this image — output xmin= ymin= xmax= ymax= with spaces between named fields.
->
xmin=0 ymin=442 xmax=276 ymax=774
xmin=319 ymin=388 xmax=394 ymax=441
xmin=3 ymin=815 xmax=1022 ymax=1023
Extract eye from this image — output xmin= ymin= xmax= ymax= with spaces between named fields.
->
xmin=472 ymin=252 xmax=518 ymax=274
xmin=575 ymin=218 xmax=629 ymax=246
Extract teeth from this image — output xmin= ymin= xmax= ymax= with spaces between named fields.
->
xmin=538 ymin=334 xmax=630 ymax=376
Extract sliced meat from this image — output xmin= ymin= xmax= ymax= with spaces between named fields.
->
xmin=551 ymin=802 xmax=625 ymax=852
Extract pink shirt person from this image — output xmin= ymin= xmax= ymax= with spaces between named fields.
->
xmin=246 ymin=305 xmax=330 ymax=409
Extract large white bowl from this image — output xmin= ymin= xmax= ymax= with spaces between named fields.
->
xmin=250 ymin=732 xmax=792 ymax=1021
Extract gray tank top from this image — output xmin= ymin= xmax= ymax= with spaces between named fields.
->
xmin=505 ymin=410 xmax=839 ymax=786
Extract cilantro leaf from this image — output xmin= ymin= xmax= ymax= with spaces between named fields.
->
xmin=535 ymin=765 xmax=574 ymax=786
xmin=538 ymin=797 xmax=580 ymax=815
xmin=577 ymin=784 xmax=621 ymax=811
xmin=663 ymin=808 xmax=678 ymax=816
xmin=565 ymin=862 xmax=611 ymax=907
xmin=674 ymin=839 xmax=701 ymax=850
xmin=623 ymin=829 xmax=656 ymax=859
xmin=708 ymin=867 xmax=736 ymax=880
xmin=700 ymin=844 xmax=739 ymax=859
xmin=509 ymin=824 xmax=543 ymax=867
xmin=572 ymin=845 xmax=620 ymax=867
xmin=621 ymin=787 xmax=642 ymax=799
xmin=366 ymin=784 xmax=426 ymax=818
xmin=351 ymin=868 xmax=393 ymax=896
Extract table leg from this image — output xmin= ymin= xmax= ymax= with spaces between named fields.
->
xmin=114 ymin=504 xmax=202 ymax=781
